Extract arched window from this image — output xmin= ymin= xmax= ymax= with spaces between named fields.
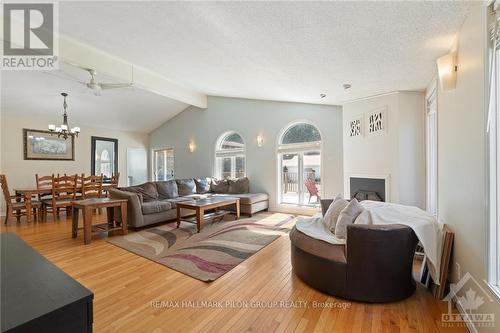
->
xmin=278 ymin=122 xmax=322 ymax=207
xmin=215 ymin=131 xmax=246 ymax=179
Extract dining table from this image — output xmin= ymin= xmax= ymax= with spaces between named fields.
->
xmin=14 ymin=183 xmax=116 ymax=223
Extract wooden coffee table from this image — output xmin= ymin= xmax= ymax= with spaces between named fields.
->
xmin=176 ymin=197 xmax=240 ymax=232
xmin=72 ymin=198 xmax=128 ymax=245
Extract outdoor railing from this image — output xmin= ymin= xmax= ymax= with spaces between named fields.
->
xmin=282 ymin=171 xmax=319 ymax=193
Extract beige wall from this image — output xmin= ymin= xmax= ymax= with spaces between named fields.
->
xmin=342 ymin=91 xmax=425 ymax=208
xmin=0 ymin=111 xmax=149 ymax=214
xmin=437 ymin=3 xmax=500 ymax=331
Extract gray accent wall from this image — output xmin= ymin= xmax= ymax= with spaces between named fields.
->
xmin=149 ymin=96 xmax=344 ymax=211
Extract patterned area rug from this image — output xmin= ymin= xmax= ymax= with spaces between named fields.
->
xmin=108 ymin=213 xmax=295 ymax=281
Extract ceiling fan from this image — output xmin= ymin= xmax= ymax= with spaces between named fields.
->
xmin=43 ymin=65 xmax=134 ymax=96
xmin=80 ymin=68 xmax=134 ymax=96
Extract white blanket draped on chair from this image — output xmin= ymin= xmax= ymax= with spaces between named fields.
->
xmin=295 ymin=200 xmax=443 ymax=283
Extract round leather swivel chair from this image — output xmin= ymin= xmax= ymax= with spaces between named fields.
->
xmin=290 ymin=223 xmax=419 ymax=303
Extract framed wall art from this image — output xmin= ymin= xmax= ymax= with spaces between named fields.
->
xmin=23 ymin=129 xmax=75 ymax=161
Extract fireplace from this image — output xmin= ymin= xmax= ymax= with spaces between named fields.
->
xmin=349 ymin=176 xmax=387 ymax=202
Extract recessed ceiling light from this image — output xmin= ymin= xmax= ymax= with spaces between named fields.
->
xmin=343 ymin=83 xmax=352 ymax=90
xmin=320 ymin=93 xmax=326 ymax=98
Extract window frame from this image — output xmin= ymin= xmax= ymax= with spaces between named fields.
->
xmin=91 ymin=136 xmax=118 ymax=183
xmin=425 ymin=80 xmax=438 ymax=216
xmin=488 ymin=5 xmax=500 ymax=295
xmin=215 ymin=131 xmax=246 ymax=179
xmin=152 ymin=148 xmax=174 ymax=181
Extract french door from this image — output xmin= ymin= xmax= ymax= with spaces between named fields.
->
xmin=279 ymin=150 xmax=321 ymax=206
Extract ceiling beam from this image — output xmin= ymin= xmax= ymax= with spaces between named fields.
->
xmin=59 ymin=35 xmax=207 ymax=108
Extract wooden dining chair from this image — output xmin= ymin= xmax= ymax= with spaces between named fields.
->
xmin=103 ymin=172 xmax=120 ymax=197
xmin=41 ymin=174 xmax=77 ymax=220
xmin=35 ymin=174 xmax=53 ymax=188
xmin=1 ymin=174 xmax=41 ymax=224
xmin=81 ymin=174 xmax=103 ymax=199
xmin=35 ymin=174 xmax=53 ymax=200
xmin=111 ymin=172 xmax=120 ymax=187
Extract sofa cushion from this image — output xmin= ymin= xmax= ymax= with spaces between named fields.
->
xmin=228 ymin=177 xmax=250 ymax=194
xmin=210 ymin=179 xmax=229 ymax=193
xmin=156 ymin=180 xmax=178 ymax=199
xmin=176 ymin=179 xmax=196 ymax=196
xmin=141 ymin=200 xmax=172 ymax=215
xmin=163 ymin=197 xmax=195 ymax=209
xmin=121 ymin=182 xmax=158 ymax=202
xmin=289 ymin=227 xmax=346 ymax=263
xmin=220 ymin=193 xmax=268 ymax=205
xmin=194 ymin=177 xmax=211 ymax=194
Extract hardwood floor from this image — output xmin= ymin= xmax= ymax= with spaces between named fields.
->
xmin=1 ymin=213 xmax=467 ymax=333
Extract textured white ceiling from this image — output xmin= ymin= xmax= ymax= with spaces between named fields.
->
xmin=1 ymin=63 xmax=189 ymax=133
xmin=59 ymin=1 xmax=472 ymax=105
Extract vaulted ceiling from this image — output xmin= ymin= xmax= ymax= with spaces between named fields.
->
xmin=2 ymin=1 xmax=472 ymax=133
xmin=59 ymin=1 xmax=471 ymax=104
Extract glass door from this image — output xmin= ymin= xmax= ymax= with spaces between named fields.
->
xmin=280 ymin=153 xmax=301 ymax=205
xmin=280 ymin=151 xmax=321 ymax=207
xmin=303 ymin=151 xmax=321 ymax=205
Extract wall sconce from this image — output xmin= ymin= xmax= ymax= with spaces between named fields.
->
xmin=256 ymin=135 xmax=264 ymax=147
xmin=188 ymin=141 xmax=196 ymax=153
xmin=437 ymin=51 xmax=457 ymax=91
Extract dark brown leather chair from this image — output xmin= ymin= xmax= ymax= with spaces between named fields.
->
xmin=290 ymin=223 xmax=418 ymax=303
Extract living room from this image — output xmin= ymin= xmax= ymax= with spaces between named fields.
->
xmin=1 ymin=1 xmax=500 ymax=333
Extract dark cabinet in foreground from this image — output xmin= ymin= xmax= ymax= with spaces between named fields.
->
xmin=1 ymin=233 xmax=93 ymax=333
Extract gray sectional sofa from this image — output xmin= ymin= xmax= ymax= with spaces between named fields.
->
xmin=108 ymin=177 xmax=269 ymax=228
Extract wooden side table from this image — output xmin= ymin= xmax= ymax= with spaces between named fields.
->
xmin=72 ymin=198 xmax=128 ymax=245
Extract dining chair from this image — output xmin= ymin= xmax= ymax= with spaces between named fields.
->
xmin=111 ymin=172 xmax=120 ymax=187
xmin=35 ymin=174 xmax=53 ymax=200
xmin=41 ymin=174 xmax=77 ymax=221
xmin=103 ymin=172 xmax=120 ymax=197
xmin=1 ymin=174 xmax=41 ymax=224
xmin=81 ymin=174 xmax=103 ymax=199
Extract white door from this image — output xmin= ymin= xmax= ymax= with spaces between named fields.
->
xmin=127 ymin=148 xmax=148 ymax=186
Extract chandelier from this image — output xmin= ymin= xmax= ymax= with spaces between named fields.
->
xmin=48 ymin=92 xmax=80 ymax=140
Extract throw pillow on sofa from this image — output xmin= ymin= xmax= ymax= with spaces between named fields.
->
xmin=335 ymin=199 xmax=365 ymax=239
xmin=323 ymin=195 xmax=349 ymax=233
xmin=194 ymin=177 xmax=212 ymax=194
xmin=176 ymin=179 xmax=196 ymax=196
xmin=156 ymin=180 xmax=179 ymax=199
xmin=211 ymin=179 xmax=229 ymax=193
xmin=228 ymin=177 xmax=249 ymax=194
xmin=121 ymin=182 xmax=158 ymax=202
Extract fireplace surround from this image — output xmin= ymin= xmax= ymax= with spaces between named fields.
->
xmin=348 ymin=175 xmax=389 ymax=202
